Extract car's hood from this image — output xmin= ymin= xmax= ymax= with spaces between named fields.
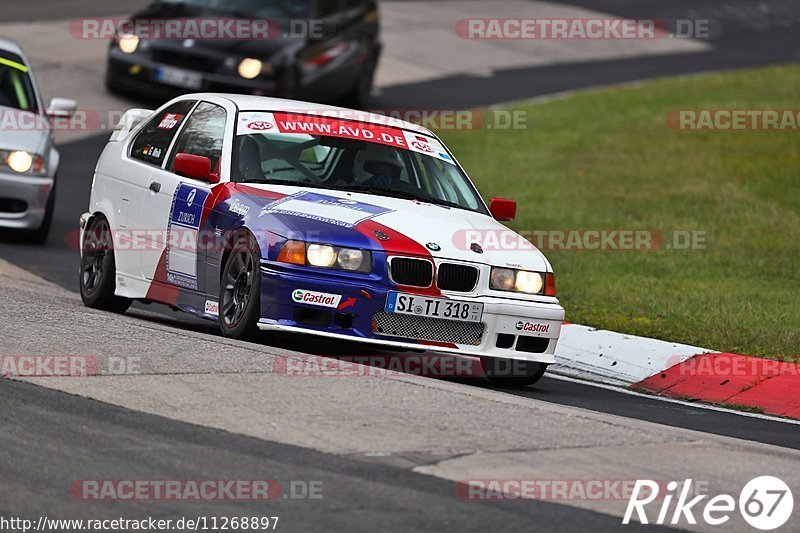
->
xmin=237 ymin=184 xmax=551 ymax=273
xmin=0 ymin=107 xmax=48 ymax=153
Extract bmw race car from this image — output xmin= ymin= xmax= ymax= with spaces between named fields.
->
xmin=80 ymin=94 xmax=565 ymax=386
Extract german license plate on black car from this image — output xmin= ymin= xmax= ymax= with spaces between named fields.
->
xmin=385 ymin=292 xmax=483 ymax=323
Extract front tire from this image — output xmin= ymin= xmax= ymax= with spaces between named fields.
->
xmin=219 ymin=232 xmax=261 ymax=341
xmin=481 ymin=357 xmax=548 ymax=388
xmin=79 ymin=215 xmax=132 ymax=313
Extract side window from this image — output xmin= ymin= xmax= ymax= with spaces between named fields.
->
xmin=167 ymin=102 xmax=227 ymax=176
xmin=130 ymin=100 xmax=196 ymax=166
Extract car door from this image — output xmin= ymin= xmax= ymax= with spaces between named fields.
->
xmin=138 ymin=101 xmax=229 ymax=297
xmin=125 ymin=99 xmax=197 ymax=281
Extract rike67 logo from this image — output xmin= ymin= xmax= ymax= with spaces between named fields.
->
xmin=624 ymin=477 xmax=794 ymax=530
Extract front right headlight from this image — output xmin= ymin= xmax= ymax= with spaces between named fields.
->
xmin=307 ymin=244 xmax=337 ymax=268
xmin=238 ymin=58 xmax=263 ymax=79
xmin=0 ymin=150 xmax=47 ymax=176
xmin=278 ymin=240 xmax=372 ymax=274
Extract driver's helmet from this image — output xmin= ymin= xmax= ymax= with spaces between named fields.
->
xmin=356 ymin=145 xmax=405 ymax=181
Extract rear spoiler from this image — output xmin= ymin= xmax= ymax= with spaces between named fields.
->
xmin=110 ymin=109 xmax=154 ymax=142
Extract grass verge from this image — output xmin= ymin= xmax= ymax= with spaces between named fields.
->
xmin=438 ymin=65 xmax=800 ymax=359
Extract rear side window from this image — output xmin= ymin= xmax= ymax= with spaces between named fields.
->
xmin=130 ymin=100 xmax=196 ymax=166
xmin=167 ymin=102 xmax=227 ymax=175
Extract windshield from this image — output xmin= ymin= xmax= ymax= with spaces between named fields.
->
xmin=0 ymin=54 xmax=37 ymax=111
xmin=233 ymin=112 xmax=488 ymax=214
xmin=161 ymin=0 xmax=312 ymax=18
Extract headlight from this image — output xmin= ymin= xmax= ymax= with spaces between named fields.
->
xmin=489 ymin=268 xmax=516 ymax=291
xmin=337 ymin=248 xmax=365 ymax=271
xmin=307 ymin=244 xmax=337 ymax=268
xmin=238 ymin=58 xmax=263 ymax=79
xmin=515 ymin=270 xmax=544 ymax=294
xmin=8 ymin=151 xmax=33 ymax=173
xmin=1 ymin=150 xmax=46 ymax=175
xmin=277 ymin=240 xmax=372 ymax=273
xmin=490 ymin=267 xmax=551 ymax=295
xmin=118 ymin=34 xmax=139 ymax=54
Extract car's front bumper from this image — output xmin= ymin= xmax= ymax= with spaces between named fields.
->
xmin=0 ymin=171 xmax=53 ymax=230
xmin=107 ymin=51 xmax=279 ymax=98
xmin=257 ymin=263 xmax=565 ymax=364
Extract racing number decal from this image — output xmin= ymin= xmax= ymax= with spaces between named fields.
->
xmin=166 ymin=184 xmax=210 ymax=290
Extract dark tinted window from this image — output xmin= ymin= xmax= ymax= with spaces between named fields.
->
xmin=167 ymin=102 xmax=227 ymax=175
xmin=0 ymin=51 xmax=37 ymax=111
xmin=317 ymin=0 xmax=343 ymax=18
xmin=131 ymin=100 xmax=196 ymax=166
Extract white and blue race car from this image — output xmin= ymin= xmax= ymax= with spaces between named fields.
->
xmin=80 ymin=94 xmax=564 ymax=386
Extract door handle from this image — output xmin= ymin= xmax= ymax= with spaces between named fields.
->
xmin=149 ymin=182 xmax=161 ymax=193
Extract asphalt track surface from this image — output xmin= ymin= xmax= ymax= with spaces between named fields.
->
xmin=1 ymin=1 xmax=800 ymax=530
xmin=2 ymin=379 xmax=668 ymax=532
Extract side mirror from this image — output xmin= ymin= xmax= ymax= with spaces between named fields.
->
xmin=46 ymin=98 xmax=77 ymax=118
xmin=489 ymin=197 xmax=517 ymax=222
xmin=174 ymin=153 xmax=218 ymax=183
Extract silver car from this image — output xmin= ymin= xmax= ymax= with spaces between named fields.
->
xmin=0 ymin=38 xmax=75 ymax=242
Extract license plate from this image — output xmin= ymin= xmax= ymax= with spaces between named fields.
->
xmin=155 ymin=66 xmax=203 ymax=90
xmin=385 ymin=292 xmax=484 ymax=323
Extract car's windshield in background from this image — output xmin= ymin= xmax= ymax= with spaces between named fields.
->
xmin=161 ymin=0 xmax=312 ymax=18
xmin=0 ymin=55 xmax=37 ymax=112
xmin=233 ymin=112 xmax=487 ymax=214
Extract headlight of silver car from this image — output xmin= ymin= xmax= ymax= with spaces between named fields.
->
xmin=490 ymin=267 xmax=554 ymax=296
xmin=278 ymin=240 xmax=372 ymax=274
xmin=0 ymin=150 xmax=47 ymax=176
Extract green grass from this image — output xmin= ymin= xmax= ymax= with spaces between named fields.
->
xmin=437 ymin=65 xmax=800 ymax=359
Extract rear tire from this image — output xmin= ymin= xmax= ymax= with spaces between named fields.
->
xmin=79 ymin=215 xmax=132 ymax=313
xmin=219 ymin=232 xmax=261 ymax=341
xmin=481 ymin=357 xmax=548 ymax=388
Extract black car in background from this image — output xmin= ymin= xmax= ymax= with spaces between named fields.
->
xmin=106 ymin=0 xmax=381 ymax=106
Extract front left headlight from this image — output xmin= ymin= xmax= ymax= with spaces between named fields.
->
xmin=118 ymin=34 xmax=140 ymax=54
xmin=490 ymin=267 xmax=553 ymax=296
xmin=0 ymin=150 xmax=47 ymax=176
xmin=278 ymin=240 xmax=372 ymax=274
